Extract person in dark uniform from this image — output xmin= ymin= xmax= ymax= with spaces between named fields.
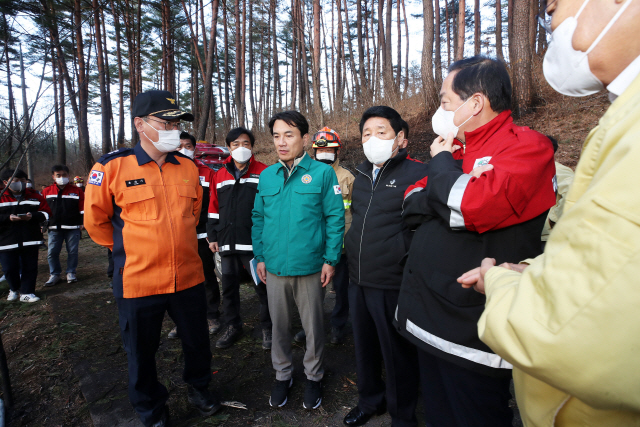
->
xmin=83 ymin=90 xmax=221 ymax=427
xmin=343 ymin=106 xmax=427 ymax=427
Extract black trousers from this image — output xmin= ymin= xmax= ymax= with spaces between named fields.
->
xmin=220 ymin=253 xmax=271 ymax=330
xmin=199 ymin=238 xmax=220 ymax=319
xmin=349 ymin=283 xmax=419 ymax=427
xmin=418 ymin=348 xmax=513 ymax=427
xmin=107 ymin=249 xmax=114 ymax=277
xmin=0 ymin=246 xmax=39 ymax=294
xmin=330 ymin=254 xmax=349 ymax=330
xmin=116 ymin=283 xmax=212 ymax=427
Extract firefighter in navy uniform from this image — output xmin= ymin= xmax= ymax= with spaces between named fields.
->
xmin=165 ymin=132 xmax=222 ymax=340
xmin=83 ymin=90 xmax=221 ymax=427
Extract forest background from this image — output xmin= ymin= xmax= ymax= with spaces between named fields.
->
xmin=0 ymin=0 xmax=602 ymax=184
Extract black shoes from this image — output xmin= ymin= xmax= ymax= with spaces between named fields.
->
xmin=215 ymin=325 xmax=243 ymax=349
xmin=208 ymin=318 xmax=222 ymax=335
xmin=303 ymin=379 xmax=322 ymax=410
xmin=293 ymin=329 xmax=306 ymax=343
xmin=187 ymin=385 xmax=222 ymax=416
xmin=331 ymin=327 xmax=345 ymax=344
xmin=343 ymin=404 xmax=387 ymax=426
xmin=269 ymin=378 xmax=293 ymax=407
xmin=262 ymin=328 xmax=272 ymax=350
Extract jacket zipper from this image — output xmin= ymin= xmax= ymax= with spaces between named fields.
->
xmin=356 ymin=162 xmax=390 ymax=284
xmin=158 ymin=164 xmax=178 ymax=292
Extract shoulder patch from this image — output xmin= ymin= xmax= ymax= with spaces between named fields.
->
xmin=98 ymin=147 xmax=133 ymax=165
xmin=88 ymin=170 xmax=105 ymax=186
xmin=333 ymin=184 xmax=342 ymax=195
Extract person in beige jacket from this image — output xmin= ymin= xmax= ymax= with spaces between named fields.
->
xmin=313 ymin=127 xmax=354 ymax=344
xmin=458 ymin=0 xmax=640 ymax=425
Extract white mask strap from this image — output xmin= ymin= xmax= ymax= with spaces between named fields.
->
xmin=574 ymin=0 xmax=591 ymax=19
xmin=585 ymin=0 xmax=633 ymax=55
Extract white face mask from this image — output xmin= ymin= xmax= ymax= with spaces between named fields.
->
xmin=315 ymin=152 xmax=336 ymax=164
xmin=76 ymin=183 xmax=83 ymax=188
xmin=363 ymin=135 xmax=398 ymax=165
xmin=143 ymin=120 xmax=182 ymax=153
xmin=179 ymin=148 xmax=195 ymax=159
xmin=542 ymin=0 xmax=632 ymax=97
xmin=231 ymin=146 xmax=252 ymax=164
xmin=26 ymin=183 xmax=33 ymax=189
xmin=431 ymin=98 xmax=474 ymax=139
xmin=55 ymin=177 xmax=69 ymax=186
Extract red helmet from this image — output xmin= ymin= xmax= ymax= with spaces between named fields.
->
xmin=312 ymin=127 xmax=341 ymax=149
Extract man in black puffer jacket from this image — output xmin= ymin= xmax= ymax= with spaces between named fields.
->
xmin=343 ymin=107 xmax=428 ymax=427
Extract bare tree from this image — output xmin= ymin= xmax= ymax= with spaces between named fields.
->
xmin=511 ymin=0 xmax=533 ymax=116
xmin=455 ymin=0 xmax=465 ymax=60
xmin=422 ymin=0 xmax=438 ymax=109
xmin=196 ymin=0 xmax=221 ymax=140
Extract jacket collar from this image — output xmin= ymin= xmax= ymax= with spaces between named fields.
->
xmin=277 ymin=152 xmax=310 ymax=174
xmin=133 ymin=143 xmax=181 ymax=166
xmin=356 ymin=148 xmax=409 ymax=178
xmin=462 ymin=110 xmax=513 ymax=152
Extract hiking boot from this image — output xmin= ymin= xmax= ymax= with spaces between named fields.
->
xmin=293 ymin=329 xmax=306 ymax=343
xmin=215 ymin=325 xmax=242 ymax=349
xmin=331 ymin=327 xmax=345 ymax=345
xmin=262 ymin=328 xmax=272 ymax=350
xmin=303 ymin=379 xmax=322 ymax=410
xmin=7 ymin=290 xmax=18 ymax=302
xmin=67 ymin=273 xmax=77 ymax=283
xmin=20 ymin=294 xmax=40 ymax=303
xmin=208 ymin=318 xmax=222 ymax=335
xmin=44 ymin=274 xmax=60 ymax=287
xmin=167 ymin=327 xmax=179 ymax=339
xmin=187 ymin=385 xmax=221 ymax=416
xmin=269 ymin=378 xmax=292 ymax=408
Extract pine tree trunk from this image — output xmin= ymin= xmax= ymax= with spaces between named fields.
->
xmin=445 ymin=0 xmax=451 ymax=66
xmin=311 ymin=0 xmax=323 ymax=122
xmin=455 ymin=0 xmax=465 ymax=60
xmin=474 ymin=0 xmax=480 ymax=55
xmin=422 ymin=0 xmax=438 ymax=109
xmin=93 ymin=0 xmax=112 ymax=155
xmin=511 ymin=0 xmax=532 ymax=116
xmin=357 ymin=0 xmax=367 ymax=101
xmin=495 ymin=0 xmax=503 ymax=59
xmin=196 ymin=0 xmax=220 ymax=140
xmin=434 ymin=0 xmax=443 ymax=86
xmin=74 ymin=0 xmax=93 ymax=170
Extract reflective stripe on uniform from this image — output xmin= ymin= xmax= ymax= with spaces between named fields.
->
xmin=208 ymin=213 xmax=219 ymax=219
xmin=343 ymin=200 xmax=352 ymax=209
xmin=216 ymin=180 xmax=235 ymax=189
xmin=219 ymin=245 xmax=230 ymax=252
xmin=61 ymin=195 xmax=80 ymax=199
xmin=235 ymin=244 xmax=253 ymax=251
xmin=405 ymin=318 xmax=513 ymax=369
xmin=0 ymin=243 xmax=19 ymax=250
xmin=197 ymin=232 xmax=207 ymax=239
xmin=22 ymin=240 xmax=44 ymax=246
xmin=447 ymin=174 xmax=472 ymax=229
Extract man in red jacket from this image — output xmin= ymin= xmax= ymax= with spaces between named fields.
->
xmin=207 ymin=127 xmax=271 ymax=350
xmin=396 ymin=56 xmax=556 ymax=426
xmin=42 ymin=164 xmax=85 ymax=286
xmin=0 ymin=169 xmax=52 ymax=303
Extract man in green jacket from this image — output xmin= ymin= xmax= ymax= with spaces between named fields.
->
xmin=252 ymin=110 xmax=344 ymax=411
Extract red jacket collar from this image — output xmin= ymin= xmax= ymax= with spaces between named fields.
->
xmin=462 ymin=110 xmax=513 ymax=152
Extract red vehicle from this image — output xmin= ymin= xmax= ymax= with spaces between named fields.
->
xmin=196 ymin=142 xmax=230 ymax=171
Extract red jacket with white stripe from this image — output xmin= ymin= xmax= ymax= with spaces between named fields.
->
xmin=195 ymin=159 xmax=215 ymax=240
xmin=206 ymin=156 xmax=268 ymax=256
xmin=0 ymin=188 xmax=52 ymax=251
xmin=396 ymin=110 xmax=556 ymax=377
xmin=42 ymin=184 xmax=85 ymax=230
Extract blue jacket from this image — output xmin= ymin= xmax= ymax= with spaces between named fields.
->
xmin=252 ymin=153 xmax=345 ymax=277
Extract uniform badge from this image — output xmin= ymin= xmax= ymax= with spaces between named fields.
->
xmin=126 ymin=178 xmax=146 ymax=187
xmin=473 ymin=156 xmax=492 ymax=169
xmin=390 ymin=179 xmax=396 ymax=185
xmin=334 ymin=184 xmax=342 ymax=195
xmin=88 ymin=170 xmax=104 ymax=186
xmin=301 ymin=174 xmax=312 ymax=184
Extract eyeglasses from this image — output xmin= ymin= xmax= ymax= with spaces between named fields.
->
xmin=313 ymin=132 xmax=340 ymax=146
xmin=537 ymin=0 xmax=556 ymax=35
xmin=144 ymin=117 xmax=182 ymax=131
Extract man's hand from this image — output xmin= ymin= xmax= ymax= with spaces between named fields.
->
xmin=430 ymin=132 xmax=458 ymax=158
xmin=10 ymin=213 xmax=31 ymax=222
xmin=209 ymin=241 xmax=219 ymax=253
xmin=469 ymin=164 xmax=494 ymax=178
xmin=458 ymin=258 xmax=529 ymax=294
xmin=257 ymin=262 xmax=267 ymax=284
xmin=320 ymin=263 xmax=335 ymax=288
